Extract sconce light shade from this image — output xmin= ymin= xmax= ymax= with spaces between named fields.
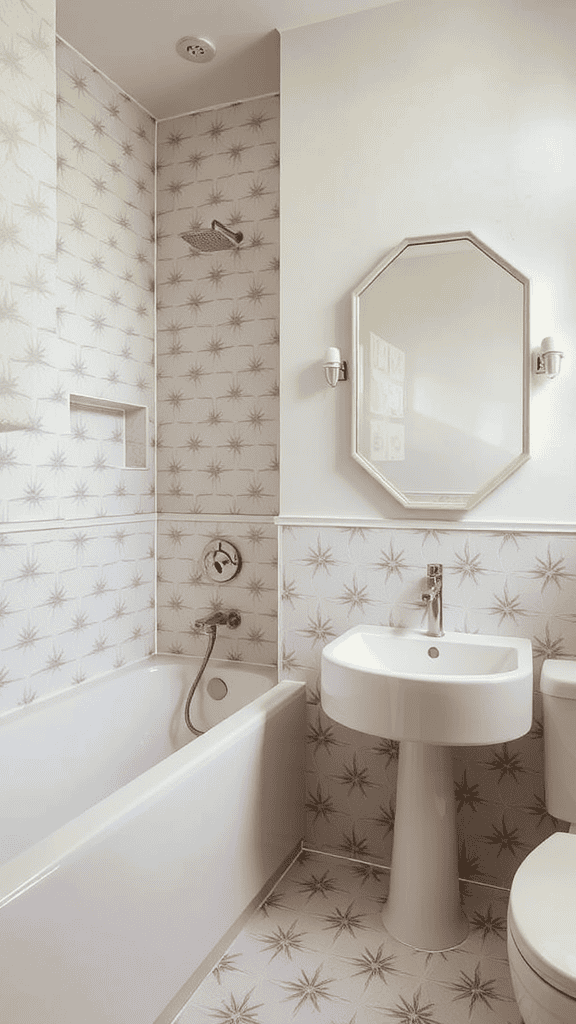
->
xmin=535 ymin=336 xmax=564 ymax=379
xmin=324 ymin=347 xmax=348 ymax=387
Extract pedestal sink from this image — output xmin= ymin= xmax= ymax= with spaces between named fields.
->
xmin=321 ymin=625 xmax=533 ymax=951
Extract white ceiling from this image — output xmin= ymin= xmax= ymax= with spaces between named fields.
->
xmin=56 ymin=0 xmax=400 ymax=120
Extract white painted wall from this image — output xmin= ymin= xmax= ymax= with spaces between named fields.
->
xmin=280 ymin=0 xmax=576 ymax=522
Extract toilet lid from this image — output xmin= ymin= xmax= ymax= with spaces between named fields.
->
xmin=508 ymin=832 xmax=576 ymax=999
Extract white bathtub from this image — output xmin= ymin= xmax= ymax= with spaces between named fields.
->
xmin=0 ymin=655 xmax=306 ymax=1024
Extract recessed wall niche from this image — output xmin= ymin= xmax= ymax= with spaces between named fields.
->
xmin=69 ymin=395 xmax=148 ymax=469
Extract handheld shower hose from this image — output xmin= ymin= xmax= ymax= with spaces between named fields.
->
xmin=184 ymin=611 xmax=241 ymax=735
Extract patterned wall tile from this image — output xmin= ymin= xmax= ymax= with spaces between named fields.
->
xmin=157 ymin=518 xmax=277 ymax=665
xmin=1 ymin=35 xmax=156 ymax=523
xmin=154 ymin=98 xmax=280 ymax=667
xmin=55 ymin=39 xmax=156 ymax=519
xmin=0 ymin=519 xmax=155 ymax=715
xmin=156 ymin=97 xmax=279 ymax=517
xmin=0 ymin=0 xmax=59 ymax=514
xmin=0 ymin=24 xmax=157 ymax=717
xmin=1 ymin=27 xmax=281 ymax=716
xmin=280 ymin=524 xmax=576 ymax=887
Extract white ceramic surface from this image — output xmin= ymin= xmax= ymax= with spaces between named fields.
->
xmin=508 ymin=922 xmax=576 ymax=1024
xmin=508 ymin=832 xmax=576 ymax=1000
xmin=505 ymin=661 xmax=576 ymax=1023
xmin=0 ymin=658 xmax=306 ymax=1024
xmin=0 ymin=654 xmax=276 ymax=866
xmin=321 ymin=624 xmax=533 ymax=951
xmin=321 ymin=624 xmax=533 ymax=745
xmin=381 ymin=740 xmax=468 ymax=951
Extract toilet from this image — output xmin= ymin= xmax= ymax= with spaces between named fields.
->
xmin=507 ymin=659 xmax=576 ymax=1024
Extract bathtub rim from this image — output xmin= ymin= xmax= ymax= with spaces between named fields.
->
xmin=0 ymin=679 xmax=305 ymax=909
xmin=0 ymin=652 xmax=278 ymax=728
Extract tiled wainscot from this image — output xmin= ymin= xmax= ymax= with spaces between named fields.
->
xmin=280 ymin=523 xmax=576 ymax=889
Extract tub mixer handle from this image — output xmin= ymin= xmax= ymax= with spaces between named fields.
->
xmin=185 ymin=612 xmax=241 ymax=735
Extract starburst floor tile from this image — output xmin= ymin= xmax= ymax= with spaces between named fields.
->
xmin=177 ymin=849 xmax=522 ymax=1024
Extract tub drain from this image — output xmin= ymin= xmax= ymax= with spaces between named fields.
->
xmin=207 ymin=676 xmax=228 ymax=700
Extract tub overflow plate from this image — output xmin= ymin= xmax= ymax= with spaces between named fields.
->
xmin=207 ymin=677 xmax=228 ymax=701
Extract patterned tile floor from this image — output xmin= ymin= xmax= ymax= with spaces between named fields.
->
xmin=176 ymin=849 xmax=522 ymax=1024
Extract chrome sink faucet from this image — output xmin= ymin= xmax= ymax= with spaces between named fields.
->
xmin=422 ymin=563 xmax=444 ymax=637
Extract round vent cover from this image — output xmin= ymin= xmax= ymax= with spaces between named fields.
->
xmin=176 ymin=36 xmax=216 ymax=64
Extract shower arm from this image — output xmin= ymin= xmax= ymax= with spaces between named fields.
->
xmin=211 ymin=220 xmax=243 ymax=244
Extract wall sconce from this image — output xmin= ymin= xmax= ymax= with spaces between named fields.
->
xmin=324 ymin=347 xmax=348 ymax=387
xmin=534 ymin=337 xmax=564 ymax=379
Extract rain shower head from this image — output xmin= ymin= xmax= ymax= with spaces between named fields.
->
xmin=180 ymin=220 xmax=243 ymax=253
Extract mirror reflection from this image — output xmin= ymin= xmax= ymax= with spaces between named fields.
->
xmin=352 ymin=234 xmax=529 ymax=510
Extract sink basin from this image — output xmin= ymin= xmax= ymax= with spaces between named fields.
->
xmin=321 ymin=624 xmax=534 ymax=951
xmin=321 ymin=624 xmax=533 ymax=746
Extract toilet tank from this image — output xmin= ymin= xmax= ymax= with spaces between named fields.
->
xmin=541 ymin=659 xmax=576 ymax=823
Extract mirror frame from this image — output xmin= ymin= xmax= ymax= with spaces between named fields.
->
xmin=351 ymin=231 xmax=530 ymax=511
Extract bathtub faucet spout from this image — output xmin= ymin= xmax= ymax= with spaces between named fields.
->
xmin=195 ymin=610 xmax=241 ymax=632
xmin=186 ymin=610 xmax=241 ymax=736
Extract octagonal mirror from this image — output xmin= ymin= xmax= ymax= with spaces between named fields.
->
xmin=352 ymin=232 xmax=530 ymax=510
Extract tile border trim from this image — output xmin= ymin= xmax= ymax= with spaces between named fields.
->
xmin=275 ymin=515 xmax=576 ymax=535
xmin=158 ymin=513 xmax=277 ymax=524
xmin=0 ymin=514 xmax=157 ymax=535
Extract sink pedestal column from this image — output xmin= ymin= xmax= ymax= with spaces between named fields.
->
xmin=381 ymin=740 xmax=468 ymax=951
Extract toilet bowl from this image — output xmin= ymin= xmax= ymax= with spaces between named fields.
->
xmin=508 ymin=832 xmax=576 ymax=1024
xmin=507 ymin=659 xmax=576 ymax=1023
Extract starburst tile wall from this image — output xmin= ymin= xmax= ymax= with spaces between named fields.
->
xmin=1 ymin=38 xmax=156 ymax=524
xmin=157 ymin=517 xmax=278 ymax=664
xmin=280 ymin=524 xmax=576 ymax=888
xmin=156 ymin=97 xmax=279 ymax=517
xmin=155 ymin=97 xmax=279 ymax=661
xmin=56 ymin=38 xmax=156 ymax=518
xmin=0 ymin=28 xmax=157 ymax=719
xmin=0 ymin=519 xmax=155 ymax=715
xmin=0 ymin=0 xmax=58 ymax=513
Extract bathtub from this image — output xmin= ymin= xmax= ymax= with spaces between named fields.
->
xmin=0 ymin=655 xmax=306 ymax=1024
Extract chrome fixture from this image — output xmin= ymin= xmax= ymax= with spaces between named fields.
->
xmin=422 ymin=563 xmax=443 ymax=637
xmin=176 ymin=36 xmax=216 ymax=64
xmin=184 ymin=610 xmax=241 ymax=735
xmin=201 ymin=539 xmax=242 ymax=582
xmin=180 ymin=220 xmax=243 ymax=253
xmin=323 ymin=347 xmax=348 ymax=387
xmin=534 ymin=336 xmax=564 ymax=379
xmin=206 ymin=676 xmax=228 ymax=701
xmin=194 ymin=610 xmax=241 ymax=632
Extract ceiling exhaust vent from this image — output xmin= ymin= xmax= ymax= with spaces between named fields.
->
xmin=176 ymin=36 xmax=216 ymax=64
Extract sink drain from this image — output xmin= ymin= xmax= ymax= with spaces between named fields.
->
xmin=427 ymin=646 xmax=440 ymax=659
